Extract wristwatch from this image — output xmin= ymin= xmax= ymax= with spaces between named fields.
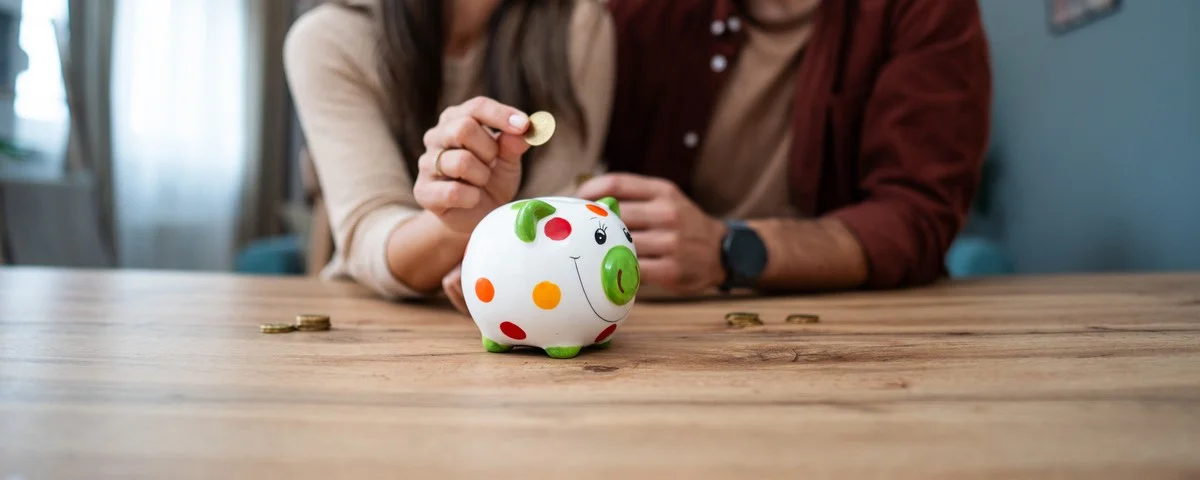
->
xmin=718 ymin=220 xmax=768 ymax=292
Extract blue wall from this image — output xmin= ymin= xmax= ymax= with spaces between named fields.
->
xmin=975 ymin=0 xmax=1200 ymax=273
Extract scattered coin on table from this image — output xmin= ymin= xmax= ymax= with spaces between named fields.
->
xmin=785 ymin=313 xmax=820 ymax=324
xmin=524 ymin=111 xmax=556 ymax=146
xmin=725 ymin=312 xmax=763 ymax=328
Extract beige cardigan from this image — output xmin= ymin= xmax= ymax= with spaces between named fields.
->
xmin=284 ymin=0 xmax=615 ymax=299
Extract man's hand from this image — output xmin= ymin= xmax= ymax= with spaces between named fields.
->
xmin=577 ymin=173 xmax=727 ymax=294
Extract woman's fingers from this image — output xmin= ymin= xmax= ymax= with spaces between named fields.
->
xmin=495 ymin=132 xmax=532 ymax=166
xmin=413 ymin=176 xmax=482 ymax=212
xmin=423 ymin=116 xmax=500 ymax=164
xmin=439 ymin=96 xmax=529 ymax=135
xmin=442 ymin=265 xmax=469 ymax=315
xmin=420 ymin=149 xmax=491 ymax=187
xmin=415 ymin=97 xmax=528 ymax=215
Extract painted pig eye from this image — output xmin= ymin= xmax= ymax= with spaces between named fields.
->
xmin=594 ymin=227 xmax=607 ymax=245
xmin=623 ymin=227 xmax=632 ymax=243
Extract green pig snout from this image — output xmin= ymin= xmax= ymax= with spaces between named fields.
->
xmin=601 ymin=245 xmax=640 ymax=306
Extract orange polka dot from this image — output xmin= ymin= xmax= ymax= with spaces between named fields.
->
xmin=586 ymin=204 xmax=609 ymax=217
xmin=532 ymin=281 xmax=561 ymax=310
xmin=475 ymin=278 xmax=495 ymax=303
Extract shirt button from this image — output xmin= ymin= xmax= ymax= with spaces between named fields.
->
xmin=727 ymin=16 xmax=742 ymax=32
xmin=710 ymin=54 xmax=728 ymax=72
xmin=710 ymin=20 xmax=725 ymax=36
xmin=683 ymin=131 xmax=699 ymax=148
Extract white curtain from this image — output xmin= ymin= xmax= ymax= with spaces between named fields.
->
xmin=110 ymin=0 xmax=248 ymax=270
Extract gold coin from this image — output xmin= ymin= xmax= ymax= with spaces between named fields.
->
xmin=785 ymin=313 xmax=820 ymax=324
xmin=295 ymin=314 xmax=331 ymax=331
xmin=260 ymin=323 xmax=296 ymax=334
xmin=524 ymin=111 xmax=556 ymax=146
xmin=575 ymin=173 xmax=594 ymax=187
xmin=296 ymin=314 xmax=330 ymax=324
xmin=725 ymin=312 xmax=763 ymax=328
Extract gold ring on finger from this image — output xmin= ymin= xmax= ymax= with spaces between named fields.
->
xmin=434 ymin=149 xmax=452 ymax=179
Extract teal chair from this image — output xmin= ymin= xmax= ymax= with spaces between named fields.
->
xmin=946 ymin=235 xmax=1013 ymax=277
xmin=236 ymin=148 xmax=325 ymax=277
xmin=235 ymin=234 xmax=304 ymax=275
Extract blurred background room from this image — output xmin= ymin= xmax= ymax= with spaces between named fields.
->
xmin=0 ymin=0 xmax=1196 ymax=279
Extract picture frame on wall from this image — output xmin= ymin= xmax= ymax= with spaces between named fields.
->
xmin=1048 ymin=0 xmax=1122 ymax=35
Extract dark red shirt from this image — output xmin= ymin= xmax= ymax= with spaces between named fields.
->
xmin=602 ymin=0 xmax=993 ymax=289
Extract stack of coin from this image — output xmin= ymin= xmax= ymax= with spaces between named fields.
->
xmin=725 ymin=312 xmax=763 ymax=328
xmin=295 ymin=314 xmax=332 ymax=331
xmin=259 ymin=314 xmax=333 ymax=334
xmin=524 ymin=111 xmax=556 ymax=146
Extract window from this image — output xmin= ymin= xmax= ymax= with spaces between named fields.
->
xmin=2 ymin=0 xmax=69 ymax=179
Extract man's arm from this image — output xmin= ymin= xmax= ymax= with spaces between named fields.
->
xmin=744 ymin=217 xmax=868 ymax=293
xmin=577 ymin=174 xmax=868 ymax=296
xmin=823 ymin=0 xmax=993 ymax=289
xmin=745 ymin=0 xmax=991 ymax=292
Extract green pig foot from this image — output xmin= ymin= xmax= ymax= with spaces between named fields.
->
xmin=544 ymin=346 xmax=583 ymax=359
xmin=482 ymin=337 xmax=513 ymax=353
xmin=592 ymin=340 xmax=612 ymax=350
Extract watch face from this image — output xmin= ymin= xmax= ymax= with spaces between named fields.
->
xmin=724 ymin=224 xmax=767 ymax=286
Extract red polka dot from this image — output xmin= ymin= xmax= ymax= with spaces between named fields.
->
xmin=500 ymin=321 xmax=527 ymax=340
xmin=595 ymin=324 xmax=617 ymax=343
xmin=544 ymin=217 xmax=571 ymax=241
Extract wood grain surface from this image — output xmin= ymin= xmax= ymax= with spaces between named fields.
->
xmin=1 ymin=267 xmax=1198 ymax=479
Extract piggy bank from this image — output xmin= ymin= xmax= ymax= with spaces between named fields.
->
xmin=461 ymin=196 xmax=640 ymax=359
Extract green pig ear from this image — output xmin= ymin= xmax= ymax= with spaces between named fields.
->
xmin=514 ymin=199 xmax=556 ymax=243
xmin=596 ymin=196 xmax=621 ymax=218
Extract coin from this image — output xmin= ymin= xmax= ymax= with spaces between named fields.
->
xmin=575 ymin=173 xmax=594 ymax=187
xmin=524 ymin=111 xmax=556 ymax=146
xmin=785 ymin=313 xmax=820 ymax=324
xmin=725 ymin=312 xmax=763 ymax=328
xmin=295 ymin=314 xmax=331 ymax=331
xmin=296 ymin=313 xmax=330 ymax=323
xmin=260 ymin=323 xmax=296 ymax=334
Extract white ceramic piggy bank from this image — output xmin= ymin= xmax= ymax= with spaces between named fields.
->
xmin=461 ymin=196 xmax=640 ymax=359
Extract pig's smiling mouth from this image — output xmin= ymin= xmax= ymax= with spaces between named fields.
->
xmin=571 ymin=256 xmax=626 ymax=324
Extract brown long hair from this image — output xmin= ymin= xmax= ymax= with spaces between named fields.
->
xmin=337 ymin=0 xmax=587 ymax=180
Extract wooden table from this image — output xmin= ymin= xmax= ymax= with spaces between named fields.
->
xmin=1 ymin=268 xmax=1198 ymax=478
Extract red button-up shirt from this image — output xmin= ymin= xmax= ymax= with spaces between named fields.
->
xmin=602 ymin=0 xmax=993 ymax=289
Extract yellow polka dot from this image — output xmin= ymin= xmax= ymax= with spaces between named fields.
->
xmin=532 ymin=281 xmax=561 ymax=310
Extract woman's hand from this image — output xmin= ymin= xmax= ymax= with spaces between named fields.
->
xmin=414 ymin=96 xmax=532 ymax=234
xmin=442 ymin=264 xmax=469 ymax=315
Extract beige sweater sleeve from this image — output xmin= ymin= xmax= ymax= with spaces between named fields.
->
xmin=284 ymin=5 xmax=422 ymax=299
xmin=283 ymin=1 xmax=615 ymax=300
